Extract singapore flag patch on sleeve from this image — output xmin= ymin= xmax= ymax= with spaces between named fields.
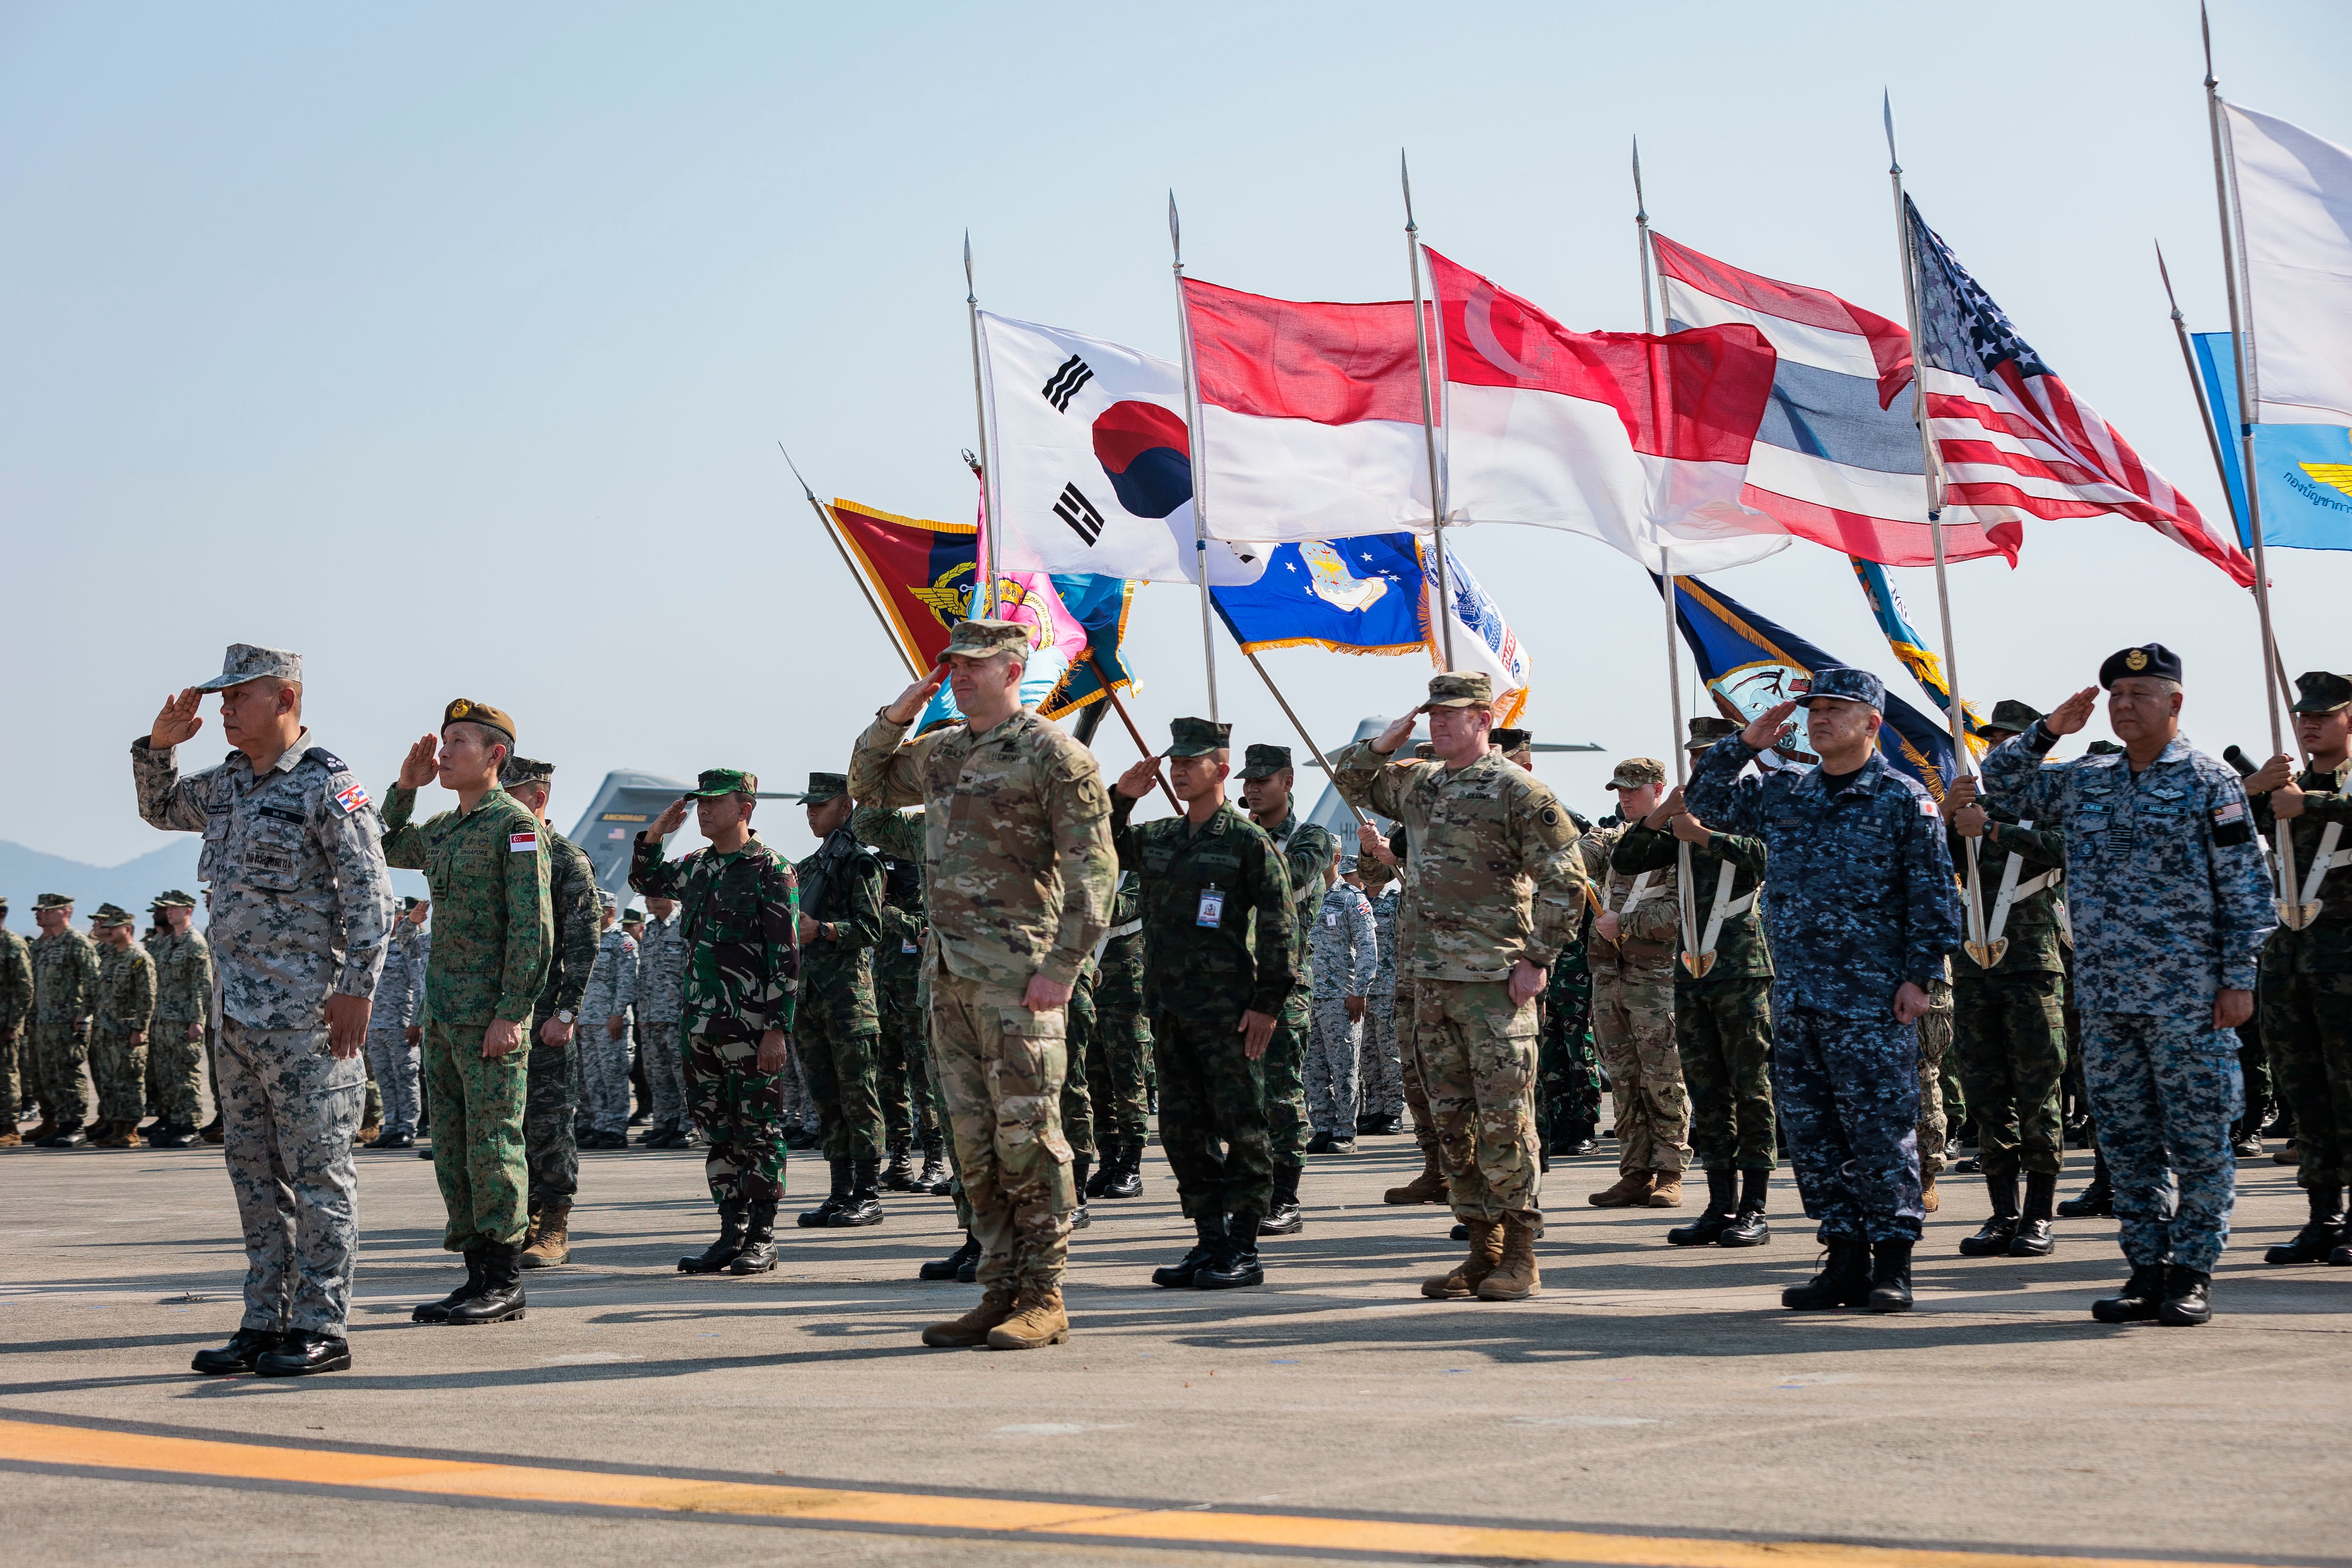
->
xmin=509 ymin=831 xmax=540 ymax=853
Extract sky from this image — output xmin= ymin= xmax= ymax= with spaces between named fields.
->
xmin=5 ymin=1 xmax=2349 ymax=872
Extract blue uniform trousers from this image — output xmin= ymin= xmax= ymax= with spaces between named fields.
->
xmin=1772 ymin=1004 xmax=1924 ymax=1243
xmin=2081 ymin=1013 xmax=2241 ymax=1272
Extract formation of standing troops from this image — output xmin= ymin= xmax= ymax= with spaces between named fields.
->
xmin=27 ymin=624 xmax=2327 ymax=1373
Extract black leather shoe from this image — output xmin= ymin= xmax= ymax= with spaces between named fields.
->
xmin=1195 ymin=1222 xmax=1265 ymax=1289
xmin=1449 ymin=1222 xmax=1470 ymax=1241
xmin=800 ymin=1160 xmax=851 ymax=1228
xmin=2233 ymin=1133 xmax=2265 ymax=1158
xmin=881 ymin=1145 xmax=915 ymax=1191
xmin=1366 ymin=1114 xmax=1402 ymax=1136
xmin=1068 ymin=1197 xmax=1091 ymax=1231
xmin=413 ymin=1251 xmax=485 ymax=1323
xmin=728 ymin=1200 xmax=780 ymax=1274
xmin=1257 ymin=1164 xmax=1304 ymax=1235
xmin=783 ymin=1126 xmax=820 ymax=1151
xmin=1325 ymin=1137 xmax=1356 ymax=1155
xmin=367 ymin=1131 xmax=414 ymax=1150
xmin=1960 ymin=1217 xmax=2018 ymax=1256
xmin=2091 ymin=1265 xmax=2166 ymax=1323
xmin=1669 ymin=1170 xmax=1738 ymax=1246
xmin=921 ymin=1233 xmax=981 ymax=1281
xmin=913 ymin=1151 xmax=954 ymax=1195
xmin=1153 ymin=1218 xmax=1224 ymax=1288
xmin=678 ymin=1200 xmax=747 ymax=1274
xmin=446 ymin=1243 xmax=526 ymax=1324
xmin=255 ymin=1329 xmax=351 ymax=1377
xmin=2009 ymin=1172 xmax=2058 ymax=1256
xmin=191 ymin=1326 xmax=284 ymax=1375
xmin=2158 ymin=1265 xmax=2212 ymax=1326
xmin=1305 ymin=1129 xmax=1334 ymax=1155
xmin=35 ymin=1123 xmax=86 ymax=1148
xmin=2057 ymin=1159 xmax=2113 ymax=1218
xmin=1084 ymin=1158 xmax=1112 ymax=1198
xmin=1783 ymin=1236 xmax=1872 ymax=1309
xmin=1715 ymin=1170 xmax=1771 ymax=1246
xmin=147 ymin=1123 xmax=197 ymax=1149
xmin=1866 ymin=1238 xmax=1914 ymax=1313
xmin=2009 ymin=1217 xmax=2055 ymax=1255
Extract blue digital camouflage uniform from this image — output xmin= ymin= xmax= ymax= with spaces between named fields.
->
xmin=580 ymin=920 xmax=639 ymax=1138
xmin=1308 ymin=880 xmax=1377 ymax=1136
xmin=636 ymin=910 xmax=690 ymax=1139
xmin=1362 ymin=881 xmax=1405 ymax=1124
xmin=1685 ymin=739 xmax=1962 ymax=1243
xmin=366 ymin=922 xmax=428 ymax=1139
xmin=1982 ymin=725 xmax=2274 ymax=1272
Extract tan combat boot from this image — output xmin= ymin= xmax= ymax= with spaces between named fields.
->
xmin=94 ymin=1121 xmax=136 ymax=1150
xmin=922 ymin=1286 xmax=1017 ymax=1348
xmin=521 ymin=1198 xmax=571 ymax=1268
xmin=1383 ymin=1148 xmax=1449 ymax=1205
xmin=1421 ymin=1219 xmax=1503 ymax=1299
xmin=1477 ymin=1214 xmax=1542 ymax=1300
xmin=986 ymin=1286 xmax=1070 ymax=1350
xmin=0 ymin=1130 xmax=19 ymax=1148
xmin=1588 ymin=1171 xmax=1656 ymax=1207
xmin=1647 ymin=1172 xmax=1685 ymax=1208
xmin=1921 ymin=1173 xmax=1940 ymax=1214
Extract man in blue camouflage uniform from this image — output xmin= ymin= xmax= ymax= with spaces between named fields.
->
xmin=1977 ymin=644 xmax=2274 ymax=1326
xmin=1241 ymin=744 xmax=1337 ymax=1236
xmin=1359 ymin=864 xmax=1405 ymax=1137
xmin=1307 ymin=855 xmax=1378 ymax=1154
xmin=1685 ymin=666 xmax=1962 ymax=1313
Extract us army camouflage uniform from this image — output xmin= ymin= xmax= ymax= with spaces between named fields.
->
xmin=132 ymin=726 xmax=396 ymax=1336
xmin=1582 ymin=824 xmax=1691 ymax=1177
xmin=1915 ymin=963 xmax=1955 ymax=1179
xmin=1087 ymin=872 xmax=1152 ymax=1153
xmin=1111 ymin=794 xmax=1294 ymax=1219
xmin=849 ymin=705 xmax=1115 ymax=1297
xmin=2251 ymin=759 xmax=2352 ymax=1194
xmin=0 ymin=924 xmax=31 ymax=1127
xmin=794 ymin=828 xmax=886 ymax=1163
xmin=1308 ymin=881 xmax=1377 ymax=1136
xmin=150 ymin=927 xmax=215 ymax=1130
xmin=854 ymin=803 xmax=961 ymax=1196
xmin=629 ymin=830 xmax=800 ymax=1210
xmin=524 ymin=824 xmax=598 ymax=1206
xmin=636 ymin=909 xmax=690 ymax=1140
xmin=1333 ymin=743 xmax=1586 ymax=1229
xmin=366 ymin=922 xmax=427 ymax=1139
xmin=1262 ymin=808 xmax=1338 ymax=1168
xmin=89 ymin=940 xmax=157 ymax=1125
xmin=29 ymin=925 xmax=99 ymax=1127
xmin=1950 ymin=813 xmax=2069 ymax=1178
xmin=580 ymin=921 xmax=640 ymax=1138
xmin=381 ymin=784 xmax=554 ymax=1253
xmin=1361 ymin=881 xmax=1404 ymax=1124
xmin=1983 ymin=724 xmax=2273 ymax=1272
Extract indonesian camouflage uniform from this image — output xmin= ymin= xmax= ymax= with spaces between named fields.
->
xmin=1089 ymin=872 xmax=1152 ymax=1155
xmin=636 ymin=909 xmax=690 ymax=1140
xmin=523 ymin=823 xmax=598 ymax=1205
xmin=580 ymin=921 xmax=640 ymax=1138
xmin=89 ymin=939 xmax=157 ymax=1125
xmin=29 ymin=924 xmax=99 ymax=1127
xmin=2250 ymin=754 xmax=2352 ymax=1192
xmin=1261 ymin=807 xmax=1338 ymax=1169
xmin=855 ymin=803 xmax=960 ymax=1211
xmin=1950 ymin=813 xmax=2069 ymax=1178
xmin=148 ymin=926 xmax=214 ymax=1130
xmin=1362 ymin=880 xmax=1405 ymax=1125
xmin=1535 ymin=902 xmax=1603 ymax=1148
xmin=0 ymin=925 xmax=30 ymax=1127
xmin=1582 ymin=823 xmax=1692 ymax=1177
xmin=132 ymin=721 xmax=396 ymax=1338
xmin=366 ymin=922 xmax=427 ymax=1139
xmin=848 ymin=703 xmax=1116 ymax=1298
xmin=1308 ymin=880 xmax=1377 ymax=1137
xmin=870 ymin=833 xmax=939 ymax=1159
xmin=1333 ymin=742 xmax=1585 ymax=1230
xmin=1615 ymin=821 xmax=1777 ymax=1171
xmin=794 ymin=828 xmax=886 ymax=1163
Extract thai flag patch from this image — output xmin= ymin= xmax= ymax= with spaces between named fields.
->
xmin=510 ymin=832 xmax=539 ymax=853
xmin=332 ymin=781 xmax=370 ymax=816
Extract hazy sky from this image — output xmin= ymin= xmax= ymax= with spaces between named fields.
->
xmin=6 ymin=1 xmax=2348 ymax=871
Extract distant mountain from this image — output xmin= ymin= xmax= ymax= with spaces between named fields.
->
xmin=0 ymin=838 xmax=426 ymax=929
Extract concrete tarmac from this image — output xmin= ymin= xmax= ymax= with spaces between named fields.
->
xmin=0 ymin=1131 xmax=2343 ymax=1567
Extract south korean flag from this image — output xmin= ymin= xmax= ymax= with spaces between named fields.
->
xmin=980 ymin=312 xmax=1268 ymax=586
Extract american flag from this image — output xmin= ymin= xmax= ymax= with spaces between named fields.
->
xmin=1904 ymin=197 xmax=2254 ymax=585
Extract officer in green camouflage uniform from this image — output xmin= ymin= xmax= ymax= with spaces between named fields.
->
xmin=792 ymin=773 xmax=887 ymax=1227
xmin=86 ymin=905 xmax=157 ymax=1148
xmin=143 ymin=891 xmax=212 ymax=1147
xmin=1112 ymin=717 xmax=1295 ymax=1290
xmin=382 ymin=701 xmax=554 ymax=1326
xmin=0 ymin=898 xmax=30 ymax=1146
xmin=870 ymin=812 xmax=940 ymax=1190
xmin=1615 ymin=718 xmax=1777 ymax=1246
xmin=1060 ymin=961 xmax=1097 ymax=1228
xmin=632 ymin=768 xmax=802 ymax=1277
xmin=1085 ymin=871 xmax=1152 ymax=1198
xmin=27 ymin=894 xmax=99 ymax=1146
xmin=1241 ymin=743 xmax=1336 ymax=1236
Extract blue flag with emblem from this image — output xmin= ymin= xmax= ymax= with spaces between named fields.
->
xmin=1659 ymin=571 xmax=1962 ymax=800
xmin=1847 ymin=557 xmax=1987 ymax=757
xmin=1209 ymin=534 xmax=1428 ymax=657
xmin=2192 ymin=332 xmax=2352 ymax=551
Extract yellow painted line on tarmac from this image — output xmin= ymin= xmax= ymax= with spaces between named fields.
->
xmin=0 ymin=1416 xmax=2279 ymax=1568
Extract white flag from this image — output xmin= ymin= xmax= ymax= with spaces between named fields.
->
xmin=1425 ymin=541 xmax=1531 ymax=727
xmin=2226 ymin=101 xmax=2352 ymax=428
xmin=981 ymin=313 xmax=1266 ymax=585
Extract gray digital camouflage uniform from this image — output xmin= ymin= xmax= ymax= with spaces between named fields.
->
xmin=580 ymin=923 xmax=640 ymax=1138
xmin=1308 ymin=882 xmax=1377 ymax=1137
xmin=636 ymin=909 xmax=690 ymax=1138
xmin=366 ymin=922 xmax=428 ymax=1139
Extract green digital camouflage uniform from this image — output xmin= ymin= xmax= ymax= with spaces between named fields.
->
xmin=1111 ymin=792 xmax=1294 ymax=1220
xmin=1615 ymin=822 xmax=1777 ymax=1170
xmin=1260 ymin=806 xmax=1337 ymax=1167
xmin=1581 ymin=823 xmax=1692 ymax=1176
xmin=855 ymin=803 xmax=956 ymax=1205
xmin=1333 ymin=735 xmax=1585 ymax=1229
xmin=871 ymin=838 xmax=938 ymax=1156
xmin=0 ymin=924 xmax=34 ymax=1127
xmin=88 ymin=938 xmax=157 ymax=1125
xmin=1089 ymin=873 xmax=1152 ymax=1151
xmin=2252 ymin=754 xmax=2352 ymax=1191
xmin=848 ymin=697 xmax=1116 ymax=1299
xmin=381 ymin=784 xmax=554 ymax=1252
xmin=1535 ymin=898 xmax=1601 ymax=1148
xmin=1950 ymin=812 xmax=2069 ymax=1178
xmin=148 ymin=927 xmax=214 ymax=1129
xmin=524 ymin=820 xmax=600 ymax=1204
xmin=794 ymin=829 xmax=886 ymax=1163
xmin=29 ymin=924 xmax=100 ymax=1127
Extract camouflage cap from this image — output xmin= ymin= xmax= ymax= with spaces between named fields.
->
xmin=193 ymin=643 xmax=302 ymax=693
xmin=1982 ymin=699 xmax=2043 ymax=735
xmin=1607 ymin=757 xmax=1668 ymax=790
xmin=2098 ymin=643 xmax=2182 ymax=689
xmin=1489 ymin=728 xmax=1532 ymax=753
xmin=1686 ymin=716 xmax=1741 ymax=752
xmin=1412 ymin=742 xmax=1438 ymax=760
xmin=804 ymin=772 xmax=850 ymax=803
xmin=596 ymin=889 xmax=619 ymax=912
xmin=1338 ymin=854 xmax=1360 ymax=874
xmin=399 ymin=895 xmax=429 ymax=913
xmin=943 ymin=618 xmax=1031 ymax=661
xmin=1798 ymin=666 xmax=1885 ymax=711
xmin=620 ymin=907 xmax=645 ymax=926
xmin=1237 ymin=744 xmax=1293 ymax=780
xmin=687 ymin=768 xmax=757 ymax=799
xmin=2087 ymin=739 xmax=2126 ymax=755
xmin=152 ymin=889 xmax=198 ymax=910
xmin=90 ymin=903 xmax=135 ymax=928
xmin=499 ymin=755 xmax=554 ymax=788
xmin=2291 ymin=671 xmax=2352 ymax=715
xmin=33 ymin=893 xmax=73 ymax=911
xmin=1424 ymin=671 xmax=1494 ymax=709
xmin=1165 ymin=716 xmax=1232 ymax=758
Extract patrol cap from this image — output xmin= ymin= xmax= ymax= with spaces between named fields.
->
xmin=1412 ymin=743 xmax=1438 ymax=760
xmin=2098 ymin=643 xmax=2182 ymax=689
xmin=194 ymin=643 xmax=302 ymax=693
xmin=33 ymin=893 xmax=73 ymax=911
xmin=1797 ymin=666 xmax=1885 ymax=711
xmin=2291 ymin=671 xmax=2352 ymax=715
xmin=620 ymin=907 xmax=645 ymax=927
xmin=596 ymin=889 xmax=618 ymax=912
xmin=500 ymin=755 xmax=555 ymax=789
xmin=443 ymin=698 xmax=516 ymax=743
xmin=1337 ymin=854 xmax=1360 ymax=875
xmin=1982 ymin=699 xmax=2043 ymax=736
xmin=1606 ymin=757 xmax=1667 ymax=790
xmin=90 ymin=903 xmax=135 ymax=928
xmin=399 ymin=896 xmax=428 ymax=913
xmin=804 ymin=772 xmax=850 ymax=803
xmin=1686 ymin=716 xmax=1741 ymax=752
xmin=1165 ymin=717 xmax=1232 ymax=758
xmin=1424 ymin=671 xmax=1494 ymax=709
xmin=687 ymin=768 xmax=757 ymax=799
xmin=2087 ymin=739 xmax=2126 ymax=755
xmin=1237 ymin=744 xmax=1292 ymax=780
xmin=1489 ymin=728 xmax=1532 ymax=753
xmin=942 ymin=618 xmax=1031 ymax=661
xmin=152 ymin=889 xmax=198 ymax=910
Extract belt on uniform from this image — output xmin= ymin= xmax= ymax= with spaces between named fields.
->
xmin=1106 ymin=919 xmax=1143 ymax=940
xmin=1610 ymin=938 xmax=1673 ymax=960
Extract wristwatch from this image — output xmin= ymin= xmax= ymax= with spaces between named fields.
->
xmin=556 ymin=1008 xmax=575 ymax=1025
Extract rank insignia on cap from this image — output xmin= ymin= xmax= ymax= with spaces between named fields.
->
xmin=2125 ymin=649 xmax=2149 ymax=672
xmin=450 ymin=699 xmax=472 ymax=718
xmin=509 ymin=831 xmax=539 ymax=853
xmin=333 ymin=781 xmax=371 ymax=816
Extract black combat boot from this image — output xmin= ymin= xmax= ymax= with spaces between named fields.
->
xmin=2158 ymin=1264 xmax=2213 ymax=1326
xmin=413 ymin=1249 xmax=485 ymax=1322
xmin=1866 ymin=1238 xmax=1914 ymax=1312
xmin=254 ymin=1329 xmax=352 ymax=1377
xmin=1084 ymin=1154 xmax=1112 ymax=1198
xmin=2010 ymin=1172 xmax=2058 ymax=1256
xmin=1258 ymin=1164 xmax=1304 ymax=1235
xmin=445 ymin=1243 xmax=526 ymax=1324
xmin=1959 ymin=1175 xmax=2021 ymax=1256
xmin=148 ymin=1122 xmax=197 ymax=1149
xmin=913 ymin=1136 xmax=953 ymax=1196
xmin=1305 ymin=1129 xmax=1334 ymax=1154
xmin=881 ymin=1140 xmax=915 ymax=1192
xmin=828 ymin=1159 xmax=884 ymax=1227
xmin=2057 ymin=1151 xmax=2113 ymax=1217
xmin=191 ymin=1326 xmax=284 ymax=1374
xmin=784 ymin=1125 xmax=819 ymax=1152
xmin=1196 ymin=1214 xmax=1266 ymax=1289
xmin=798 ymin=1160 xmax=851 ymax=1228
xmin=2264 ymin=1185 xmax=2346 ymax=1265
xmin=34 ymin=1119 xmax=85 ymax=1148
xmin=1667 ymin=1169 xmax=1738 ymax=1246
xmin=728 ymin=1200 xmax=780 ymax=1274
xmin=1717 ymin=1169 xmax=1771 ymax=1246
xmin=678 ymin=1198 xmax=747 ymax=1274
xmin=1101 ymin=1144 xmax=1143 ymax=1199
xmin=1068 ymin=1158 xmax=1092 ymax=1231
xmin=1153 ymin=1215 xmax=1225 ymax=1288
xmin=1782 ymin=1235 xmax=1872 ymax=1310
xmin=921 ymin=1231 xmax=981 ymax=1281
xmin=2090 ymin=1264 xmax=2166 ymax=1323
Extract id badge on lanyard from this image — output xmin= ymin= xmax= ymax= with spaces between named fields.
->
xmin=1196 ymin=887 xmax=1226 ymax=928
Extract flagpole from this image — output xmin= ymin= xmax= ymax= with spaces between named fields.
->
xmin=964 ymin=232 xmax=995 ymax=619
xmin=1660 ymin=551 xmax=1704 ymax=969
xmin=1401 ymin=150 xmax=1456 ymax=671
xmin=1169 ymin=190 xmax=1222 ymax=722
xmin=777 ymin=443 xmax=920 ymax=681
xmin=2203 ymin=6 xmax=2302 ymax=923
xmin=1084 ymin=652 xmax=1181 ymax=813
xmin=1237 ymin=645 xmax=1373 ymax=834
xmin=1632 ymin=137 xmax=1657 ymax=334
xmin=1884 ymin=93 xmax=1994 ymax=963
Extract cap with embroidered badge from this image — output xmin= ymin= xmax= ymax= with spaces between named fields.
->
xmin=1237 ymin=744 xmax=1293 ymax=780
xmin=89 ymin=903 xmax=135 ymax=928
xmin=804 ymin=772 xmax=850 ymax=803
xmin=2098 ymin=643 xmax=2182 ymax=688
xmin=1981 ymin=699 xmax=2043 ymax=736
xmin=1797 ymin=666 xmax=1885 ymax=711
xmin=686 ymin=768 xmax=758 ymax=799
xmin=1686 ymin=716 xmax=1740 ymax=752
xmin=499 ymin=755 xmax=554 ymax=788
xmin=2290 ymin=671 xmax=2352 ymax=715
xmin=1423 ymin=672 xmax=1494 ymax=709
xmin=193 ymin=643 xmax=302 ymax=693
xmin=1606 ymin=757 xmax=1667 ymax=790
xmin=33 ymin=893 xmax=73 ymax=911
xmin=1165 ymin=717 xmax=1232 ymax=758
xmin=942 ymin=618 xmax=1032 ymax=661
xmin=442 ymin=699 xmax=516 ymax=743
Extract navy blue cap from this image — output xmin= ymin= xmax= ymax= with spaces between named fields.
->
xmin=2098 ymin=643 xmax=2183 ymax=689
xmin=1798 ymin=667 xmax=1884 ymax=712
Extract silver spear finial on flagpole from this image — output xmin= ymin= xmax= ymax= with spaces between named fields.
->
xmin=963 ymin=230 xmax=996 ymax=618
xmin=1632 ymin=136 xmax=1656 ymax=334
xmin=1168 ymin=188 xmax=1222 ymax=721
xmin=1400 ymin=149 xmax=1455 ymax=670
xmin=778 ymin=442 xmax=920 ymax=680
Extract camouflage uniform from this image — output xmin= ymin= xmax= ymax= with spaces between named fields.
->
xmin=636 ymin=909 xmax=690 ymax=1139
xmin=580 ymin=918 xmax=640 ymax=1138
xmin=1980 ymin=707 xmax=2273 ymax=1273
xmin=88 ymin=936 xmax=157 ymax=1125
xmin=854 ymin=803 xmax=959 ymax=1195
xmin=1259 ymin=804 xmax=1338 ymax=1168
xmin=628 ymin=812 xmax=801 ymax=1212
xmin=365 ymin=920 xmax=427 ymax=1139
xmin=28 ymin=922 xmax=99 ymax=1127
xmin=1061 ymin=962 xmax=1097 ymax=1168
xmin=149 ymin=923 xmax=215 ymax=1131
xmin=1110 ymin=792 xmax=1294 ymax=1219
xmin=1088 ymin=872 xmax=1153 ymax=1153
xmin=0 ymin=921 xmax=31 ymax=1127
xmin=1581 ymin=820 xmax=1691 ymax=1177
xmin=849 ymin=687 xmax=1116 ymax=1298
xmin=1915 ymin=964 xmax=1955 ymax=1180
xmin=132 ymin=684 xmax=396 ymax=1338
xmin=521 ymin=815 xmax=597 ymax=1204
xmin=1308 ymin=880 xmax=1377 ymax=1137
xmin=871 ymin=835 xmax=938 ymax=1158
xmin=1535 ymin=908 xmax=1603 ymax=1148
xmin=2249 ymin=753 xmax=2352 ymax=1194
xmin=793 ymin=824 xmax=886 ymax=1163
xmin=1362 ymin=881 xmax=1404 ymax=1123
xmin=1951 ymin=813 xmax=2069 ymax=1178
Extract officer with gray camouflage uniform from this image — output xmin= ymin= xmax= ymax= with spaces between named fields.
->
xmin=26 ymin=894 xmax=99 ymax=1147
xmin=86 ymin=905 xmax=157 ymax=1148
xmin=579 ymin=891 xmax=640 ymax=1148
xmin=364 ymin=899 xmax=429 ymax=1149
xmin=143 ymin=891 xmax=214 ymax=1148
xmin=1358 ymin=861 xmax=1403 ymax=1135
xmin=136 ymin=644 xmax=397 ymax=1376
xmin=1307 ymin=854 xmax=1377 ymax=1154
xmin=634 ymin=896 xmax=692 ymax=1148
xmin=0 ymin=898 xmax=31 ymax=1147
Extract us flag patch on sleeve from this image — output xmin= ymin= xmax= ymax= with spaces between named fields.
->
xmin=332 ymin=781 xmax=371 ymax=815
xmin=510 ymin=832 xmax=540 ymax=853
